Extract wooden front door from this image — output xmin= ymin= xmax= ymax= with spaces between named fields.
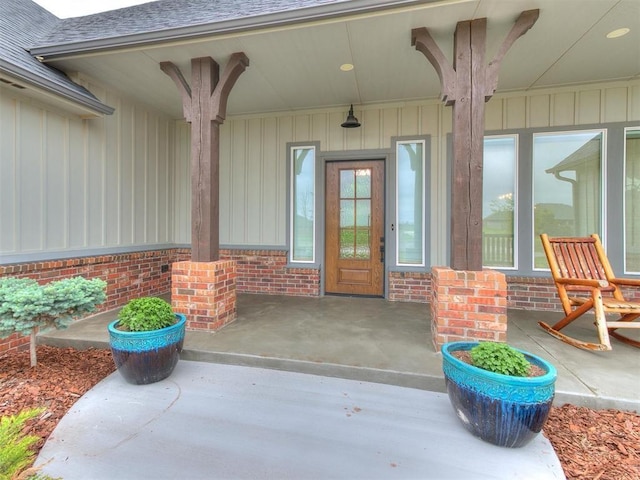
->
xmin=325 ymin=160 xmax=384 ymax=296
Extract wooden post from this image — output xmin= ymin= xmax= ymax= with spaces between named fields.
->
xmin=412 ymin=10 xmax=538 ymax=271
xmin=161 ymin=53 xmax=249 ymax=262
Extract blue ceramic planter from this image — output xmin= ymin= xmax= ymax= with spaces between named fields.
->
xmin=441 ymin=341 xmax=557 ymax=448
xmin=108 ymin=314 xmax=186 ymax=385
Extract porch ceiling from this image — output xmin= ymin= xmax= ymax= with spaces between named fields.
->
xmin=45 ymin=0 xmax=639 ymax=119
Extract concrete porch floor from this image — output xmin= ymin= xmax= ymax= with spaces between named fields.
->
xmin=38 ymin=293 xmax=639 ymax=412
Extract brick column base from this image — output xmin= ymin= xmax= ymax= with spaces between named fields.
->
xmin=430 ymin=267 xmax=507 ymax=351
xmin=171 ymin=260 xmax=237 ymax=331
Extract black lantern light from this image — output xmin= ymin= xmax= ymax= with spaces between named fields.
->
xmin=341 ymin=104 xmax=361 ymax=128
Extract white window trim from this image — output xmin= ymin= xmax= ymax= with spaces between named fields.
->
xmin=483 ymin=134 xmax=519 ymax=271
xmin=395 ymin=139 xmax=426 ymax=267
xmin=289 ymin=145 xmax=316 ymax=264
xmin=624 ymin=127 xmax=640 ymax=274
xmin=531 ymin=129 xmax=607 ymax=271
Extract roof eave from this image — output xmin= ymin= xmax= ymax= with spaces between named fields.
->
xmin=31 ymin=0 xmax=433 ymax=59
xmin=0 ymin=61 xmax=115 ymax=116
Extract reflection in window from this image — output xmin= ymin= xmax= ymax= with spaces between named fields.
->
xmin=625 ymin=128 xmax=640 ymax=273
xmin=291 ymin=147 xmax=315 ymax=262
xmin=339 ymin=169 xmax=371 ymax=259
xmin=396 ymin=141 xmax=424 ymax=265
xmin=533 ymin=131 xmax=604 ymax=268
xmin=483 ymin=136 xmax=517 ymax=268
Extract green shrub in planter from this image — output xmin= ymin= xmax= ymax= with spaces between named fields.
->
xmin=117 ymin=297 xmax=175 ymax=332
xmin=470 ymin=341 xmax=530 ymax=377
xmin=109 ymin=297 xmax=185 ymax=384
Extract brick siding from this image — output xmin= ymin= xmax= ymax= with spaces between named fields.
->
xmin=388 ymin=271 xmax=431 ymax=302
xmin=12 ymin=244 xmax=631 ymax=353
xmin=0 ymin=247 xmax=321 ymax=352
xmin=430 ymin=267 xmax=507 ymax=350
xmin=221 ymin=249 xmax=320 ymax=297
xmin=172 ymin=260 xmax=237 ymax=331
xmin=0 ymin=249 xmax=190 ymax=354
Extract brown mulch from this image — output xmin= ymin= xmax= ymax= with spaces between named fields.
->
xmin=1 ymin=345 xmax=639 ymax=480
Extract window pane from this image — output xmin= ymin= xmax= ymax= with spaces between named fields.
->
xmin=533 ymin=131 xmax=603 ymax=268
xmin=340 ymin=170 xmax=354 ymax=198
xmin=356 ymin=169 xmax=371 ymax=198
xmin=339 ymin=169 xmax=371 ymax=260
xmin=397 ymin=142 xmax=424 ymax=265
xmin=292 ymin=147 xmax=314 ymax=262
xmin=483 ymin=136 xmax=516 ymax=268
xmin=625 ymin=129 xmax=640 ymax=273
xmin=340 ymin=199 xmax=355 ymax=258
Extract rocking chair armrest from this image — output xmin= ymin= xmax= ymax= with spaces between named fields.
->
xmin=609 ymin=277 xmax=640 ymax=287
xmin=555 ymin=278 xmax=609 ymax=288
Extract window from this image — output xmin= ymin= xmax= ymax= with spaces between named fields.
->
xmin=339 ymin=168 xmax=372 ymax=259
xmin=290 ymin=146 xmax=315 ymax=263
xmin=483 ymin=136 xmax=517 ymax=268
xmin=396 ymin=140 xmax=425 ymax=265
xmin=625 ymin=128 xmax=640 ymax=273
xmin=532 ymin=130 xmax=605 ymax=269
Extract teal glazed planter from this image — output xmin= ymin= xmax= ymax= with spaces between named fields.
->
xmin=108 ymin=314 xmax=186 ymax=385
xmin=441 ymin=341 xmax=557 ymax=448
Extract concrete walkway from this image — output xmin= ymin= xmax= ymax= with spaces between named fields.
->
xmin=35 ymin=293 xmax=640 ymax=479
xmin=35 ymin=361 xmax=564 ymax=479
xmin=39 ymin=293 xmax=640 ymax=412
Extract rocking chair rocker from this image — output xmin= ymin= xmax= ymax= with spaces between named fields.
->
xmin=540 ymin=234 xmax=640 ymax=351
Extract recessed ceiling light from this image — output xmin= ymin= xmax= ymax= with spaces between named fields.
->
xmin=340 ymin=63 xmax=354 ymax=72
xmin=606 ymin=28 xmax=630 ymax=39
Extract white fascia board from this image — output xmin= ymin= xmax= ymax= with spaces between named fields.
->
xmin=30 ymin=0 xmax=434 ymax=59
xmin=0 ymin=61 xmax=115 ymax=116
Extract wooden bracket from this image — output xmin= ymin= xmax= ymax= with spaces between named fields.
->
xmin=160 ymin=53 xmax=250 ymax=125
xmin=485 ymin=9 xmax=539 ymax=100
xmin=411 ymin=27 xmax=456 ymax=105
xmin=211 ymin=52 xmax=250 ymax=124
xmin=159 ymin=61 xmax=193 ymax=122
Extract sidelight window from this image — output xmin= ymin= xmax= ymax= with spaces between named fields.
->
xmin=396 ymin=140 xmax=425 ymax=266
xmin=483 ymin=136 xmax=517 ymax=269
xmin=625 ymin=128 xmax=640 ymax=273
xmin=290 ymin=146 xmax=315 ymax=263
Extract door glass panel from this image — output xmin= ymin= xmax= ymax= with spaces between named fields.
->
xmin=340 ymin=170 xmax=354 ymax=197
xmin=533 ymin=131 xmax=603 ymax=269
xmin=356 ymin=169 xmax=371 ymax=197
xmin=356 ymin=199 xmax=371 ymax=258
xmin=339 ymin=168 xmax=372 ymax=259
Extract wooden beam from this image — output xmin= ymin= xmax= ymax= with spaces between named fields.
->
xmin=412 ymin=11 xmax=538 ymax=271
xmin=190 ymin=57 xmax=220 ymax=262
xmin=161 ymin=54 xmax=249 ymax=262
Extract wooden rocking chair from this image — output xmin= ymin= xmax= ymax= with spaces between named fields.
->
xmin=540 ymin=234 xmax=640 ymax=351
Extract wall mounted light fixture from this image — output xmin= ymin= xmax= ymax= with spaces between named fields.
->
xmin=341 ymin=104 xmax=361 ymax=128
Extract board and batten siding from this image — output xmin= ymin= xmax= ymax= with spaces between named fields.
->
xmin=2 ymin=78 xmax=638 ymax=263
xmin=172 ymin=80 xmax=640 ymax=266
xmin=0 ymin=84 xmax=175 ymax=259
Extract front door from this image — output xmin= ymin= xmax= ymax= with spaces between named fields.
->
xmin=325 ymin=160 xmax=384 ymax=296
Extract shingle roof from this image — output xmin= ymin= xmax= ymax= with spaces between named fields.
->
xmin=0 ymin=0 xmax=114 ymax=115
xmin=34 ymin=0 xmax=348 ymax=48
